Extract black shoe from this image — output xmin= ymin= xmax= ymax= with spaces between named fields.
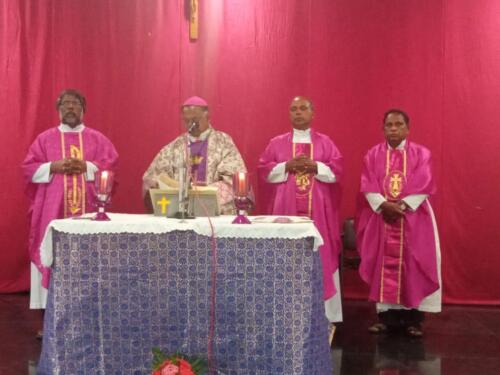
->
xmin=406 ymin=326 xmax=423 ymax=338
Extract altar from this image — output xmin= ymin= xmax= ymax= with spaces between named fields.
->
xmin=37 ymin=214 xmax=332 ymax=374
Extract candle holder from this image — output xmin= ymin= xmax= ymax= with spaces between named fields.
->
xmin=93 ymin=170 xmax=114 ymax=221
xmin=232 ymin=172 xmax=251 ymax=224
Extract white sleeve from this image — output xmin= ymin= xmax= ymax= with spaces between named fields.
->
xmin=31 ymin=163 xmax=53 ymax=183
xmin=402 ymin=194 xmax=428 ymax=211
xmin=85 ymin=161 xmax=99 ymax=181
xmin=365 ymin=193 xmax=386 ymax=212
xmin=315 ymin=162 xmax=336 ymax=183
xmin=267 ymin=162 xmax=288 ymax=183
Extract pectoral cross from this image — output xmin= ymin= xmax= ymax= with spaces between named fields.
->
xmin=157 ymin=196 xmax=171 ymax=214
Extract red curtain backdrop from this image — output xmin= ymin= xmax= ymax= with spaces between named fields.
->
xmin=1 ymin=0 xmax=499 ymax=304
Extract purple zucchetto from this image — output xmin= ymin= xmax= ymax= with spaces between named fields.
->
xmin=182 ymin=96 xmax=208 ymax=107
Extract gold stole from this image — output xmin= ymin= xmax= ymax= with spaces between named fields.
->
xmin=292 ymin=143 xmax=314 ymax=217
xmin=61 ymin=132 xmax=86 ymax=217
xmin=380 ymin=148 xmax=407 ymax=304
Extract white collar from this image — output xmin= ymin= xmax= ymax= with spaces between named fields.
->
xmin=58 ymin=123 xmax=85 ymax=133
xmin=388 ymin=139 xmax=407 ymax=150
xmin=188 ymin=126 xmax=211 ymax=142
xmin=292 ymin=128 xmax=311 ymax=143
xmin=293 ymin=128 xmax=311 ymax=136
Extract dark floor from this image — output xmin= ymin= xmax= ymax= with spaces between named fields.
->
xmin=0 ymin=293 xmax=41 ymax=375
xmin=1 ymin=293 xmax=500 ymax=374
xmin=334 ymin=299 xmax=500 ymax=375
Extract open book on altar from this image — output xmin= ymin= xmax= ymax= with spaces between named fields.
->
xmin=149 ymin=174 xmax=220 ymax=217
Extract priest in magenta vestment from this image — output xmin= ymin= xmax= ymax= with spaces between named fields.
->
xmin=22 ymin=89 xmax=118 ymax=310
xmin=258 ymin=96 xmax=343 ymax=323
xmin=356 ymin=109 xmax=441 ymax=337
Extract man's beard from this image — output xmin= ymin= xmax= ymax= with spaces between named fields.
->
xmin=62 ymin=112 xmax=82 ymax=127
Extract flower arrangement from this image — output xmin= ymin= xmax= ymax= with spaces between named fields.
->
xmin=152 ymin=348 xmax=207 ymax=375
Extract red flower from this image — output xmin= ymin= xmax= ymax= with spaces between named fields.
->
xmin=154 ymin=360 xmax=180 ymax=375
xmin=151 ymin=350 xmax=205 ymax=375
xmin=178 ymin=359 xmax=195 ymax=375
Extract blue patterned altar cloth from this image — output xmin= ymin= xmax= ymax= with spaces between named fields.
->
xmin=37 ymin=230 xmax=332 ymax=374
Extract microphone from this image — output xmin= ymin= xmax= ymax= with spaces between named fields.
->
xmin=188 ymin=120 xmax=199 ymax=133
xmin=176 ymin=159 xmax=188 ymax=218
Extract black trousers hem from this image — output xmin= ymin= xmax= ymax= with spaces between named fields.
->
xmin=378 ymin=309 xmax=425 ymax=328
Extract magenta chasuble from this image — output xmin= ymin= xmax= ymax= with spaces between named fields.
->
xmin=258 ymin=130 xmax=343 ymax=300
xmin=22 ymin=127 xmax=118 ymax=288
xmin=356 ymin=141 xmax=439 ymax=308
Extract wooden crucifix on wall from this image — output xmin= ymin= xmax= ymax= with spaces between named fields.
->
xmin=190 ymin=0 xmax=199 ymax=40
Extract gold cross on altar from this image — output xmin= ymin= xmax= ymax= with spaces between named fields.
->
xmin=156 ymin=196 xmax=171 ymax=214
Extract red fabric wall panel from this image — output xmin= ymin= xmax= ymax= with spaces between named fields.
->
xmin=440 ymin=0 xmax=500 ymax=304
xmin=1 ymin=0 xmax=499 ymax=304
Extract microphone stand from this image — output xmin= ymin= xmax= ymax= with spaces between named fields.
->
xmin=174 ymin=123 xmax=197 ymax=220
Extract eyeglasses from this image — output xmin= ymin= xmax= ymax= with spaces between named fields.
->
xmin=290 ymin=105 xmax=311 ymax=112
xmin=60 ymin=100 xmax=82 ymax=108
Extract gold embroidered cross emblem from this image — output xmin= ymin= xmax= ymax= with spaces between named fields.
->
xmin=295 ymin=172 xmax=311 ymax=192
xmin=190 ymin=155 xmax=204 ymax=165
xmin=389 ymin=173 xmax=403 ymax=198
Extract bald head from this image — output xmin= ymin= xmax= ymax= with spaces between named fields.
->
xmin=289 ymin=96 xmax=314 ymax=130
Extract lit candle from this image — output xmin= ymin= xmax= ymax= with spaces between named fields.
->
xmin=100 ymin=171 xmax=108 ymax=193
xmin=238 ymin=172 xmax=247 ymax=196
